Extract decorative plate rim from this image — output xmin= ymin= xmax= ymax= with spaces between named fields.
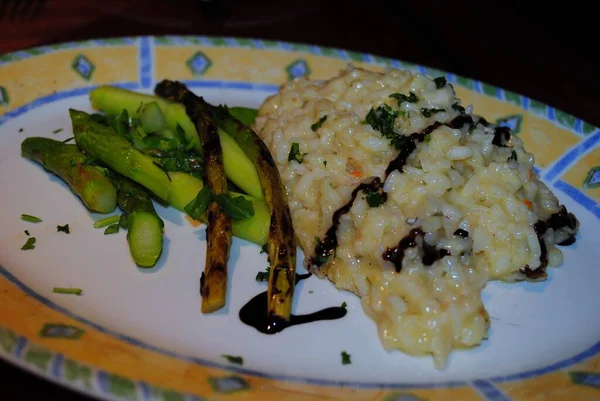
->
xmin=0 ymin=35 xmax=598 ymax=401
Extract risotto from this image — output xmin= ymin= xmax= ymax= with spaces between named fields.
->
xmin=253 ymin=65 xmax=579 ymax=368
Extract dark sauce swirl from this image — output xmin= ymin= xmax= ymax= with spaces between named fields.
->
xmin=382 ymin=227 xmax=451 ymax=272
xmin=239 ymin=273 xmax=347 ymax=334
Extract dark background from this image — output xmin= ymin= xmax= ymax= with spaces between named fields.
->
xmin=0 ymin=0 xmax=597 ymax=399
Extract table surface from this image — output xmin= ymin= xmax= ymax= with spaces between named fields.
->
xmin=0 ymin=0 xmax=597 ymax=400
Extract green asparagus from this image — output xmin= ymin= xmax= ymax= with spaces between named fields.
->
xmin=69 ymin=109 xmax=171 ymax=202
xmin=112 ymin=173 xmax=164 ymax=268
xmin=155 ymin=80 xmax=298 ymax=324
xmin=89 ymin=85 xmax=263 ymax=199
xmin=21 ymin=137 xmax=117 ymax=214
xmin=227 ymin=106 xmax=258 ymax=126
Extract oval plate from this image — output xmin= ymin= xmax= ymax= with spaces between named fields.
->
xmin=0 ymin=36 xmax=599 ymax=401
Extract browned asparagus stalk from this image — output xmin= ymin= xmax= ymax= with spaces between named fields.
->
xmin=155 ymin=80 xmax=297 ymax=328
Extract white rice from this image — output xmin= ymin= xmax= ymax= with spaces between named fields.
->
xmin=254 ymin=65 xmax=579 ymax=369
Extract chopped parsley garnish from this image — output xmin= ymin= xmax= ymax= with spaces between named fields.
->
xmin=508 ymin=150 xmax=518 ymax=161
xmin=104 ymin=224 xmax=120 ymax=235
xmin=255 ymin=267 xmax=270 ymax=282
xmin=260 ymin=243 xmax=268 ymax=254
xmin=389 ymin=92 xmax=418 ymax=104
xmin=221 ymin=355 xmax=244 ymax=366
xmin=24 ymin=230 xmax=30 ymax=236
xmin=323 ymin=160 xmax=328 ymax=167
xmin=365 ymin=191 xmax=386 ymax=208
xmin=62 ymin=137 xmax=75 ymax=144
xmin=53 ymin=287 xmax=82 ymax=295
xmin=184 ymin=186 xmax=211 ymax=220
xmin=341 ymin=302 xmax=347 ymax=309
xmin=214 ymin=194 xmax=255 ymax=221
xmin=309 ymin=290 xmax=314 ymax=294
xmin=57 ymin=224 xmax=70 ymax=234
xmin=311 ymin=115 xmax=327 ymax=131
xmin=451 ymin=103 xmax=465 ymax=113
xmin=52 ymin=128 xmax=63 ymax=134
xmin=21 ymin=237 xmax=36 ymax=250
xmin=21 ymin=214 xmax=42 ymax=223
xmin=433 ymin=76 xmax=447 ymax=89
xmin=421 ymin=108 xmax=445 ymax=118
xmin=390 ymin=134 xmax=412 ymax=153
xmin=288 ymin=142 xmax=306 ymax=163
xmin=18 ymin=128 xmax=24 ymax=133
xmin=365 ymin=104 xmax=397 ymax=137
xmin=93 ymin=215 xmax=121 ymax=228
xmin=341 ymin=351 xmax=352 ymax=365
xmin=185 ymin=187 xmax=255 ymax=221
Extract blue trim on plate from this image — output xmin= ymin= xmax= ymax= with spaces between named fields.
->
xmin=0 ymin=83 xmax=140 ymax=127
xmin=1 ymin=38 xmax=599 ymax=392
xmin=472 ymin=380 xmax=513 ymax=401
xmin=180 ymin=79 xmax=279 ymax=93
xmin=139 ymin=37 xmax=152 ymax=89
xmin=547 ymin=106 xmax=556 ymax=121
xmin=553 ymin=180 xmax=600 ymax=220
xmin=51 ymin=353 xmax=64 ymax=378
xmin=544 ymin=130 xmax=600 ymax=181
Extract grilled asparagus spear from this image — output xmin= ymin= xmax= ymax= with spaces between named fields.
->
xmin=21 ymin=137 xmax=117 ymax=214
xmin=195 ymin=111 xmax=232 ymax=313
xmin=155 ymin=80 xmax=298 ymax=325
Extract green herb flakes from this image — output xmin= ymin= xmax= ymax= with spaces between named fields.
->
xmin=311 ymin=115 xmax=327 ymax=131
xmin=341 ymin=302 xmax=347 ymax=309
xmin=184 ymin=186 xmax=211 ymax=220
xmin=288 ymin=142 xmax=306 ymax=163
xmin=389 ymin=92 xmax=418 ymax=104
xmin=24 ymin=230 xmax=30 ymax=236
xmin=323 ymin=160 xmax=328 ymax=167
xmin=421 ymin=108 xmax=445 ymax=118
xmin=57 ymin=224 xmax=70 ymax=234
xmin=365 ymin=191 xmax=386 ymax=208
xmin=52 ymin=128 xmax=64 ymax=134
xmin=21 ymin=214 xmax=42 ymax=223
xmin=18 ymin=128 xmax=24 ymax=133
xmin=61 ymin=137 xmax=75 ymax=144
xmin=255 ymin=267 xmax=270 ymax=282
xmin=53 ymin=287 xmax=82 ymax=296
xmin=341 ymin=351 xmax=352 ymax=365
xmin=260 ymin=243 xmax=268 ymax=254
xmin=365 ymin=104 xmax=397 ymax=138
xmin=508 ymin=150 xmax=518 ymax=161
xmin=93 ymin=215 xmax=120 ymax=228
xmin=222 ymin=355 xmax=244 ymax=365
xmin=451 ymin=103 xmax=465 ymax=113
xmin=433 ymin=76 xmax=447 ymax=89
xmin=104 ymin=224 xmax=120 ymax=235
xmin=214 ymin=194 xmax=255 ymax=221
xmin=21 ymin=237 xmax=36 ymax=250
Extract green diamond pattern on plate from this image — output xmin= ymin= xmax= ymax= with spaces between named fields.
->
xmin=0 ymin=86 xmax=9 ymax=106
xmin=555 ymin=110 xmax=577 ymax=130
xmin=423 ymin=67 xmax=444 ymax=78
xmin=482 ymin=83 xmax=497 ymax=97
xmin=262 ymin=40 xmax=280 ymax=48
xmin=504 ymin=90 xmax=522 ymax=106
xmin=39 ymin=323 xmax=86 ymax=339
xmin=584 ymin=166 xmax=600 ymax=189
xmin=236 ymin=38 xmax=253 ymax=47
xmin=286 ymin=58 xmax=311 ymax=80
xmin=373 ymin=55 xmax=391 ymax=66
xmin=455 ymin=75 xmax=475 ymax=90
xmin=569 ymin=371 xmax=600 ymax=389
xmin=0 ymin=326 xmax=18 ymax=353
xmin=320 ymin=47 xmax=339 ymax=58
xmin=23 ymin=344 xmax=53 ymax=371
xmin=582 ymin=121 xmax=597 ymax=135
xmin=496 ymin=114 xmax=523 ymax=134
xmin=347 ymin=51 xmax=364 ymax=62
xmin=529 ymin=99 xmax=546 ymax=116
xmin=208 ymin=376 xmax=249 ymax=393
xmin=71 ymin=54 xmax=95 ymax=81
xmin=384 ymin=392 xmax=426 ymax=401
xmin=186 ymin=51 xmax=213 ymax=76
xmin=98 ymin=371 xmax=138 ymax=401
xmin=151 ymin=388 xmax=185 ymax=401
xmin=64 ymin=358 xmax=93 ymax=389
xmin=210 ymin=38 xmax=227 ymax=47
xmin=290 ymin=43 xmax=311 ymax=53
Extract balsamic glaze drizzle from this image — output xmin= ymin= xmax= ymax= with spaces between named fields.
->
xmin=239 ymin=273 xmax=347 ymax=334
